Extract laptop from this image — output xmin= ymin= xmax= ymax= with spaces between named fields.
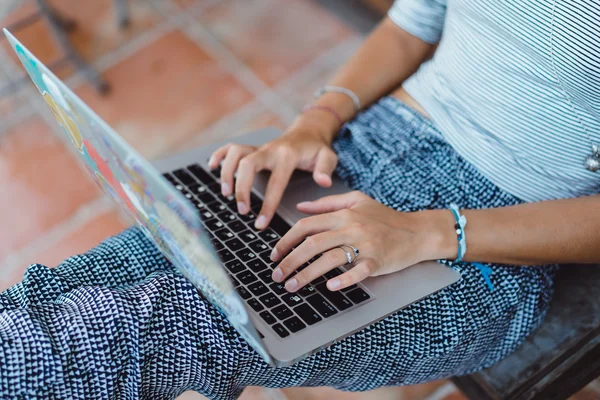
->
xmin=5 ymin=29 xmax=461 ymax=367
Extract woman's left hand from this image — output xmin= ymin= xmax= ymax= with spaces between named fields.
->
xmin=270 ymin=191 xmax=454 ymax=292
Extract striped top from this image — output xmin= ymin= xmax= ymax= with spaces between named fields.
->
xmin=389 ymin=0 xmax=600 ymax=202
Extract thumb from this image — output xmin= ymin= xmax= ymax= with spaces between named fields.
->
xmin=297 ymin=191 xmax=362 ymax=214
xmin=312 ymin=147 xmax=337 ymax=187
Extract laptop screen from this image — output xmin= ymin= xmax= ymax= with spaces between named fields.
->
xmin=4 ymin=29 xmax=272 ymax=364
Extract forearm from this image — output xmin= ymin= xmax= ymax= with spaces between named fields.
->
xmin=291 ymin=18 xmax=435 ymax=141
xmin=424 ymin=195 xmax=600 ymax=265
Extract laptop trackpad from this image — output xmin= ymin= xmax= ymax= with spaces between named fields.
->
xmin=254 ymin=170 xmax=349 ymax=225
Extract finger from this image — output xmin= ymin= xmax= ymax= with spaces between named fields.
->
xmin=234 ymin=152 xmax=267 ymax=214
xmin=312 ymin=147 xmax=337 ymax=187
xmin=208 ymin=143 xmax=232 ymax=169
xmin=272 ymin=230 xmax=349 ymax=282
xmin=271 ymin=214 xmax=341 ymax=261
xmin=254 ymin=161 xmax=296 ymax=230
xmin=297 ymin=190 xmax=364 ymax=214
xmin=282 ymin=247 xmax=349 ymax=292
xmin=326 ymin=259 xmax=375 ymax=291
xmin=220 ymin=145 xmax=254 ymax=196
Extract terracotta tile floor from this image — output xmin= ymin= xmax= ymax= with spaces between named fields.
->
xmin=0 ymin=0 xmax=597 ymax=399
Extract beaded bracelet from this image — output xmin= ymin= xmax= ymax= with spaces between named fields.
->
xmin=449 ymin=203 xmax=467 ymax=262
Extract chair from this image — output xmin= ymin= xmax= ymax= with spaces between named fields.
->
xmin=453 ymin=265 xmax=600 ymax=400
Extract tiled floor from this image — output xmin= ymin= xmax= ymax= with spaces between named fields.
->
xmin=0 ymin=1 xmax=597 ymax=399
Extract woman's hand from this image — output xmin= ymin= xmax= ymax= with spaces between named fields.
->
xmin=208 ymin=117 xmax=339 ymax=229
xmin=270 ymin=191 xmax=455 ymax=292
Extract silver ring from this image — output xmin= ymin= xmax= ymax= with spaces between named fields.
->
xmin=338 ymin=244 xmax=359 ymax=264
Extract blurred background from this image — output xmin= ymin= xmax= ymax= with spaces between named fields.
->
xmin=0 ymin=0 xmax=597 ymax=399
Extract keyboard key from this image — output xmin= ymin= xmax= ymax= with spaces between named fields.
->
xmin=227 ymin=220 xmax=246 ymax=232
xmin=283 ymin=316 xmax=306 ymax=333
xmin=209 ymin=164 xmax=222 ymax=178
xmin=215 ymin=228 xmax=235 ymax=241
xmin=173 ymin=168 xmax=196 ymax=185
xmin=225 ymin=260 xmax=245 ymax=274
xmin=270 ymin=214 xmax=291 ymax=236
xmin=238 ymin=230 xmax=258 ymax=242
xmin=207 ymin=202 xmax=228 ymax=214
xmin=237 ymin=270 xmax=257 ymax=285
xmin=247 ymin=298 xmax=264 ymax=312
xmin=346 ymin=288 xmax=371 ymax=304
xmin=205 ymin=219 xmax=225 ymax=231
xmin=258 ymin=250 xmax=272 ymax=263
xmin=311 ymin=275 xmax=326 ymax=285
xmin=259 ymin=293 xmax=281 ymax=308
xmin=281 ymin=293 xmax=304 ymax=307
xmin=298 ymin=285 xmax=316 ymax=297
xmin=272 ymin=323 xmax=289 ymax=338
xmin=225 ymin=238 xmax=245 ymax=251
xmin=315 ymin=283 xmax=353 ymax=310
xmin=193 ymin=200 xmax=207 ymax=211
xmin=272 ymin=304 xmax=293 ymax=320
xmin=249 ymin=240 xmax=269 ymax=254
xmin=248 ymin=281 xmax=269 ymax=296
xmin=187 ymin=164 xmax=213 ymax=184
xmin=196 ymin=191 xmax=217 ymax=204
xmin=240 ymin=212 xmax=257 ymax=223
xmin=236 ymin=249 xmax=257 ymax=262
xmin=199 ymin=210 xmax=214 ymax=221
xmin=341 ymin=284 xmax=358 ymax=292
xmin=211 ymin=239 xmax=224 ymax=251
xmin=230 ymin=276 xmax=241 ymax=287
xmin=247 ymin=259 xmax=267 ymax=273
xmin=306 ymin=294 xmax=338 ymax=318
xmin=258 ymin=270 xmax=273 ymax=283
xmin=189 ymin=183 xmax=210 ymax=195
xmin=294 ymin=304 xmax=322 ymax=325
xmin=269 ymin=282 xmax=287 ymax=295
xmin=217 ymin=210 xmax=237 ymax=223
xmin=259 ymin=310 xmax=276 ymax=325
xmin=258 ymin=229 xmax=279 ymax=243
xmin=324 ymin=268 xmax=343 ymax=279
xmin=217 ymin=249 xmax=234 ymax=262
xmin=163 ymin=173 xmax=178 ymax=184
xmin=236 ymin=286 xmax=251 ymax=300
xmin=250 ymin=193 xmax=263 ymax=211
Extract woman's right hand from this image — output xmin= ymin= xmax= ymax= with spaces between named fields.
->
xmin=208 ymin=117 xmax=338 ymax=230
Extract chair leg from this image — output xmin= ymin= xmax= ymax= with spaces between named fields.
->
xmin=34 ymin=0 xmax=110 ymax=94
xmin=114 ymin=0 xmax=130 ymax=29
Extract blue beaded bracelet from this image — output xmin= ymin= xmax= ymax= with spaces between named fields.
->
xmin=449 ymin=204 xmax=467 ymax=262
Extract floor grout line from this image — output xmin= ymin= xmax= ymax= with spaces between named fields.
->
xmin=170 ymin=9 xmax=299 ymax=125
xmin=424 ymin=382 xmax=459 ymax=400
xmin=1 ymin=197 xmax=116 ymax=271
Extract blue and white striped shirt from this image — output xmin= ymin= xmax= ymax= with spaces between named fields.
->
xmin=389 ymin=0 xmax=600 ymax=202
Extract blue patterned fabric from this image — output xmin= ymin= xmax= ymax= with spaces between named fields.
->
xmin=0 ymin=97 xmax=558 ymax=399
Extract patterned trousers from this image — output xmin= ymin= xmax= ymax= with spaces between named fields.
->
xmin=0 ymin=97 xmax=558 ymax=399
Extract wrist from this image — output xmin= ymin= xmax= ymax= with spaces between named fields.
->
xmin=288 ymin=114 xmax=339 ymax=145
xmin=412 ymin=209 xmax=458 ymax=261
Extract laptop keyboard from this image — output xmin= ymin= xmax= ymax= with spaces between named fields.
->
xmin=163 ymin=163 xmax=371 ymax=339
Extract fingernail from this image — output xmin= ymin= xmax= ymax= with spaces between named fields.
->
xmin=285 ymin=278 xmax=298 ymax=291
xmin=297 ymin=201 xmax=311 ymax=207
xmin=255 ymin=215 xmax=267 ymax=229
xmin=272 ymin=267 xmax=283 ymax=282
xmin=270 ymin=248 xmax=279 ymax=261
xmin=237 ymin=202 xmax=248 ymax=214
xmin=327 ymin=279 xmax=341 ymax=290
xmin=221 ymin=182 xmax=230 ymax=196
xmin=208 ymin=156 xmax=216 ymax=168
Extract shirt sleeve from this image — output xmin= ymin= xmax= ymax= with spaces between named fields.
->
xmin=387 ymin=0 xmax=448 ymax=44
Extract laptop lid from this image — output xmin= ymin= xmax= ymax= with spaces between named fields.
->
xmin=3 ymin=29 xmax=273 ymax=365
